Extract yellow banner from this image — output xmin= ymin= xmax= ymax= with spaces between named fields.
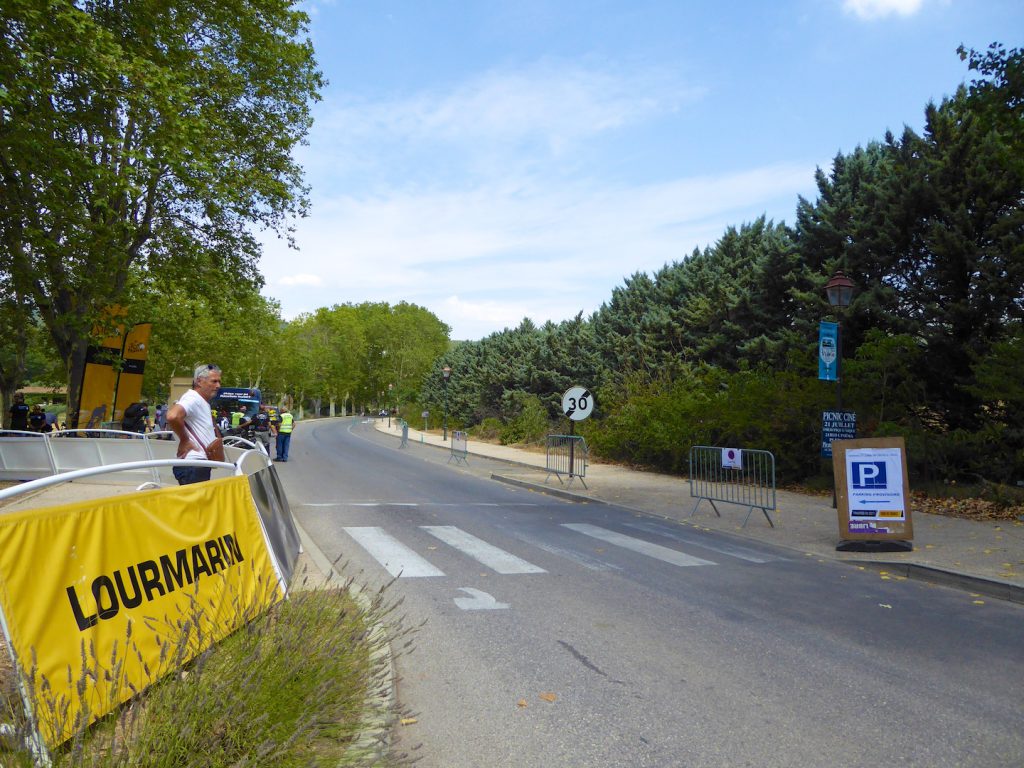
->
xmin=113 ymin=322 xmax=152 ymax=422
xmin=0 ymin=476 xmax=283 ymax=747
xmin=77 ymin=330 xmax=123 ymax=429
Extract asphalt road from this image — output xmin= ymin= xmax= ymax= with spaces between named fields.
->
xmin=279 ymin=417 xmax=1024 ymax=768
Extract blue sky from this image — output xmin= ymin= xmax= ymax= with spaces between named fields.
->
xmin=258 ymin=0 xmax=1023 ymax=340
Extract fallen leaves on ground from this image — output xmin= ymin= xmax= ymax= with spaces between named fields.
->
xmin=910 ymin=493 xmax=1024 ymax=522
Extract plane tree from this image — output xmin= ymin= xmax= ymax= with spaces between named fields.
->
xmin=0 ymin=0 xmax=322 ymax=425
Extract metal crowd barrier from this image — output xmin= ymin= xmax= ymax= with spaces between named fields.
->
xmin=448 ymin=430 xmax=469 ymax=464
xmin=545 ymin=434 xmax=588 ymax=488
xmin=688 ymin=445 xmax=776 ymax=527
xmin=0 ymin=458 xmax=238 ymax=503
xmin=0 ymin=430 xmax=248 ymax=485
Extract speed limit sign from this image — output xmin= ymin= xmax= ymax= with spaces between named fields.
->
xmin=562 ymin=386 xmax=594 ymax=421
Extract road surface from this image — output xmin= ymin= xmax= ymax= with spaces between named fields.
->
xmin=279 ymin=417 xmax=1024 ymax=767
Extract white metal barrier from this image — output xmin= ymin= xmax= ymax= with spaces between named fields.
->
xmin=0 ymin=431 xmax=250 ymax=486
xmin=545 ymin=434 xmax=588 ymax=488
xmin=0 ymin=458 xmax=238 ymax=503
xmin=448 ymin=430 xmax=468 ymax=464
xmin=689 ymin=445 xmax=777 ymax=528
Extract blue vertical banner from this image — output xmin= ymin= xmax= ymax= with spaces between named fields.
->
xmin=818 ymin=321 xmax=838 ymax=381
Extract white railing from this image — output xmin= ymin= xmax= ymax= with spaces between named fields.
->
xmin=0 ymin=458 xmax=239 ymax=503
xmin=0 ymin=431 xmax=250 ymax=486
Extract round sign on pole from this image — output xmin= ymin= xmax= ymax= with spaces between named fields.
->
xmin=562 ymin=386 xmax=594 ymax=421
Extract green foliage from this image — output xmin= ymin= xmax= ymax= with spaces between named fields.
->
xmin=258 ymin=301 xmax=449 ymax=415
xmin=843 ymin=331 xmax=924 ymax=430
xmin=498 ymin=393 xmax=550 ymax=445
xmin=419 ymin=315 xmax=601 ymax=428
xmin=585 ymin=367 xmax=828 ymax=481
xmin=470 ymin=417 xmax=503 ymax=441
xmin=0 ymin=0 xmax=323 ymax=422
xmin=969 ymin=325 xmax=1024 ymax=418
xmin=132 ymin=272 xmax=284 ymax=401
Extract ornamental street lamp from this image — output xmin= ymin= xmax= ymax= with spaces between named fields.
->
xmin=442 ymin=365 xmax=452 ymax=441
xmin=387 ymin=383 xmax=393 ymax=428
xmin=824 ymin=269 xmax=855 ymax=411
xmin=825 ymin=268 xmax=855 ymax=511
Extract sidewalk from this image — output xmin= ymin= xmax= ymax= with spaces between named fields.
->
xmin=377 ymin=419 xmax=1024 ymax=604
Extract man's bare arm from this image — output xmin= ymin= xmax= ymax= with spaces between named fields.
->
xmin=165 ymin=404 xmax=195 ymax=458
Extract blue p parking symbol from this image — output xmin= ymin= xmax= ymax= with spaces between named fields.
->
xmin=852 ymin=461 xmax=887 ymax=489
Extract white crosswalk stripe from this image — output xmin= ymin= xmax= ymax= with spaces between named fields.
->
xmin=621 ymin=521 xmax=781 ymax=563
xmin=342 ymin=526 xmax=444 ymax=578
xmin=341 ymin=523 xmax=749 ymax=579
xmin=421 ymin=526 xmax=546 ymax=574
xmin=562 ymin=523 xmax=716 ymax=567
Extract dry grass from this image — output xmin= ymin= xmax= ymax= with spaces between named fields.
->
xmin=0 ymin=571 xmax=412 ymax=767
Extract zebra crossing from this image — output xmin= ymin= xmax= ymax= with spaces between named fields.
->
xmin=340 ymin=522 xmax=780 ymax=579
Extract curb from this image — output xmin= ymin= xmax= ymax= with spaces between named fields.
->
xmin=860 ymin=560 xmax=1024 ymax=605
xmin=294 ymin=522 xmax=397 ymax=763
xmin=490 ymin=473 xmax=605 ymax=504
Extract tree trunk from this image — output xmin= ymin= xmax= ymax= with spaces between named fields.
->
xmin=64 ymin=339 xmax=90 ymax=429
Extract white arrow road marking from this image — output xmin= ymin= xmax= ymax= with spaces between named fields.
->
xmin=422 ymin=526 xmax=546 ymax=574
xmin=342 ymin=527 xmax=444 ymax=578
xmin=562 ymin=523 xmax=716 ymax=567
xmin=454 ymin=587 xmax=509 ymax=610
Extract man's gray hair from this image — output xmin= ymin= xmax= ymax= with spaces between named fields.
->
xmin=193 ymin=363 xmax=222 ymax=383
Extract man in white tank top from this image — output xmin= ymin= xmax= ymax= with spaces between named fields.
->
xmin=166 ymin=363 xmax=222 ymax=485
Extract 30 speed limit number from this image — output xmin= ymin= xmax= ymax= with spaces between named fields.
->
xmin=562 ymin=386 xmax=594 ymax=421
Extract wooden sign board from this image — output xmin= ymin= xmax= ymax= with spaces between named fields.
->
xmin=832 ymin=436 xmax=913 ymax=549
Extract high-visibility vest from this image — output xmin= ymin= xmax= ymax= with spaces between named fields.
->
xmin=279 ymin=412 xmax=294 ymax=433
xmin=231 ymin=411 xmax=244 ymax=427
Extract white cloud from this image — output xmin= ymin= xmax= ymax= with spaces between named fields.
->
xmin=259 ymin=162 xmax=815 ymax=339
xmin=842 ymin=0 xmax=925 ymax=20
xmin=257 ymin=58 xmax=819 ymax=339
xmin=276 ymin=273 xmax=324 ymax=287
xmin=306 ymin=60 xmax=702 ymax=183
xmin=326 ymin=61 xmax=694 ymax=142
xmin=441 ymin=295 xmax=538 ymax=338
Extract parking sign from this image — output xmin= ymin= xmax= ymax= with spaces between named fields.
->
xmin=851 ymin=461 xmax=886 ymax=489
xmin=832 ymin=437 xmax=913 ymax=547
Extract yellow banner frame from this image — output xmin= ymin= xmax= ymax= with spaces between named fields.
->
xmin=0 ymin=475 xmax=284 ymax=748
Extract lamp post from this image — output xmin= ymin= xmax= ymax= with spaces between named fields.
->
xmin=825 ymin=268 xmax=855 ymax=510
xmin=442 ymin=365 xmax=451 ymax=441
xmin=387 ymin=383 xmax=393 ymax=428
xmin=824 ymin=269 xmax=855 ymax=411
